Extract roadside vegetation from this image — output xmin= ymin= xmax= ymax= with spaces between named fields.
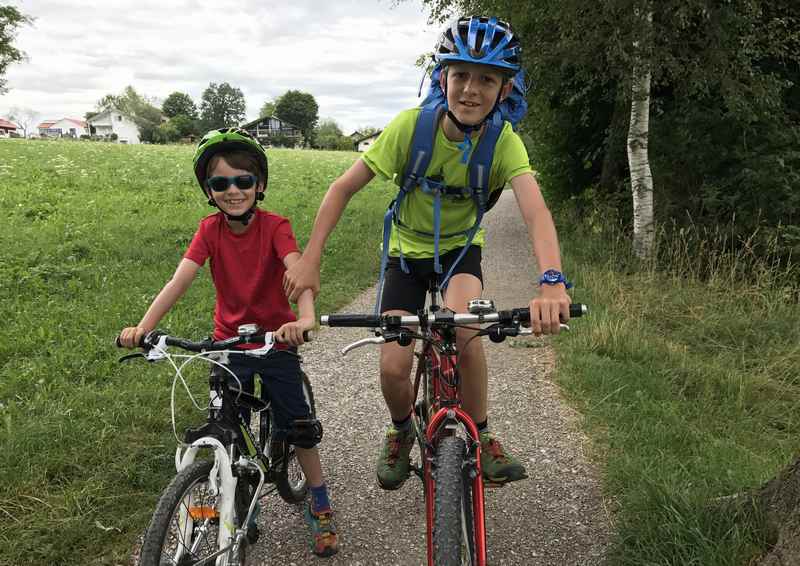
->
xmin=1 ymin=139 xmax=797 ymax=565
xmin=555 ymin=210 xmax=799 ymax=565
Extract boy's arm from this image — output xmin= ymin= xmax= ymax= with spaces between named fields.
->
xmin=276 ymin=251 xmax=316 ymax=345
xmin=283 ymin=159 xmax=375 ymax=301
xmin=118 ymin=258 xmax=202 ymax=348
xmin=509 ymin=172 xmax=572 ymax=335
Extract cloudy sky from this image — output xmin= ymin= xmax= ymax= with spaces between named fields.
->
xmin=2 ymin=0 xmax=446 ymax=133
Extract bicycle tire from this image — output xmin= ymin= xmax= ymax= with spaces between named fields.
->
xmin=139 ymin=459 xmax=246 ymax=566
xmin=433 ymin=436 xmax=476 ymax=566
xmin=268 ymin=370 xmax=316 ymax=504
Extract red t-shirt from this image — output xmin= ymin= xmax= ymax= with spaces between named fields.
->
xmin=184 ymin=209 xmax=300 ymax=343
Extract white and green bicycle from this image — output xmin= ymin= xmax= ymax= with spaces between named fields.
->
xmin=117 ymin=325 xmax=314 ymax=566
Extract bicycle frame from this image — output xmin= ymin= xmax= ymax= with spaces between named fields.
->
xmin=411 ymin=307 xmax=487 ymax=566
xmin=119 ymin=331 xmax=281 ymax=566
xmin=323 ymin=291 xmax=585 ymax=566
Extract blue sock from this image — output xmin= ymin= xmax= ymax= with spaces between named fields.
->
xmin=310 ymin=484 xmax=331 ymax=513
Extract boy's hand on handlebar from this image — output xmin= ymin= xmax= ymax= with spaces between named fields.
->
xmin=283 ymin=256 xmax=321 ymax=302
xmin=118 ymin=326 xmax=149 ymax=349
xmin=275 ymin=318 xmax=314 ymax=347
xmin=529 ymin=286 xmax=571 ymax=335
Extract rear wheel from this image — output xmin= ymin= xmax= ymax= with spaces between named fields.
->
xmin=140 ymin=459 xmax=246 ymax=566
xmin=262 ymin=370 xmax=316 ymax=504
xmin=433 ymin=436 xmax=476 ymax=566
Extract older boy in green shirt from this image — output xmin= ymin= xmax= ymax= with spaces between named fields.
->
xmin=285 ymin=16 xmax=571 ymax=489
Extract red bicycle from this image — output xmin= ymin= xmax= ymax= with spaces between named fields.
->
xmin=322 ymin=279 xmax=585 ymax=565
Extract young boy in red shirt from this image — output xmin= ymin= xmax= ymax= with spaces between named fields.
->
xmin=119 ymin=128 xmax=338 ymax=557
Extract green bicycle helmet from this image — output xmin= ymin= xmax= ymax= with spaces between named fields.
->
xmin=193 ymin=127 xmax=268 ymax=193
xmin=193 ymin=127 xmax=269 ymax=225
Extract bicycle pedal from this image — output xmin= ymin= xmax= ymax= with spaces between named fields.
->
xmin=246 ymin=524 xmax=260 ymax=544
xmin=483 ymin=480 xmax=507 ymax=489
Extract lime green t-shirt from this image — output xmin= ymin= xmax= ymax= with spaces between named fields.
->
xmin=362 ymin=108 xmax=533 ymax=258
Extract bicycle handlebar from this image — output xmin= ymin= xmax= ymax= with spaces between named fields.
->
xmin=114 ymin=329 xmax=313 ymax=351
xmin=321 ymin=303 xmax=587 ymax=328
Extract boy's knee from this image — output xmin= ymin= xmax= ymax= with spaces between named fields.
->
xmin=287 ymin=417 xmax=323 ymax=449
xmin=380 ymin=360 xmax=413 ymax=384
xmin=456 ymin=337 xmax=485 ymax=365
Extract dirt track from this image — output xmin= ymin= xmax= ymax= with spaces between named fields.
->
xmin=250 ymin=190 xmax=612 ymax=565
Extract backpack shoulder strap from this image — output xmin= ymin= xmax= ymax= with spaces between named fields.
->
xmin=467 ymin=111 xmax=504 ymax=210
xmin=401 ymin=103 xmax=445 ymax=191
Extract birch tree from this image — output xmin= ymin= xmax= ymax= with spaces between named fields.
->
xmin=627 ymin=5 xmax=654 ymax=259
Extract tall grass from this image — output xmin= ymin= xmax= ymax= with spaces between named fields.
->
xmin=0 ymin=139 xmax=391 ymax=565
xmin=554 ymin=209 xmax=800 ymax=565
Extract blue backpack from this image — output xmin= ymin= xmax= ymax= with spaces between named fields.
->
xmin=375 ymin=64 xmax=528 ymax=313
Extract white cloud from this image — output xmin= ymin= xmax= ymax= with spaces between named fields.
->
xmin=1 ymin=0 xmax=445 ymax=132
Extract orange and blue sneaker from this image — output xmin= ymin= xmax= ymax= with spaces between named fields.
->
xmin=304 ymin=503 xmax=338 ymax=557
xmin=479 ymin=431 xmax=528 ymax=484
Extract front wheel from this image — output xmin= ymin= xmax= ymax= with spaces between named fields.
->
xmin=433 ymin=436 xmax=477 ymax=566
xmin=139 ymin=460 xmax=245 ymax=566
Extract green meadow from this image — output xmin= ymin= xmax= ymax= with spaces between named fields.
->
xmin=0 ymin=139 xmax=388 ymax=564
xmin=1 ymin=139 xmax=798 ymax=565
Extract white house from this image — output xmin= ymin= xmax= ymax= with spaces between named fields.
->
xmin=86 ymin=108 xmax=141 ymax=144
xmin=36 ymin=118 xmax=88 ymax=138
xmin=354 ymin=130 xmax=382 ymax=152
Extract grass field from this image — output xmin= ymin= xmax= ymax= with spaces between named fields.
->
xmin=0 ymin=139 xmax=391 ymax=565
xmin=1 ymin=138 xmax=798 ymax=565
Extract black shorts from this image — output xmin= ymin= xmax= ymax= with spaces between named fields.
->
xmin=210 ymin=349 xmax=312 ymax=440
xmin=380 ymin=245 xmax=483 ymax=314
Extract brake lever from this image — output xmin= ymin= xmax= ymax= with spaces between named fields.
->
xmin=341 ymin=336 xmax=386 ymax=356
xmin=117 ymin=352 xmax=147 ymax=363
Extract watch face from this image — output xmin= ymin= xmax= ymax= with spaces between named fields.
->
xmin=543 ymin=270 xmax=560 ymax=282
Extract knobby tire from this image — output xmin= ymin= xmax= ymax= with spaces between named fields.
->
xmin=433 ymin=435 xmax=476 ymax=566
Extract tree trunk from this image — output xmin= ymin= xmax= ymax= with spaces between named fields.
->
xmin=627 ymin=6 xmax=655 ymax=260
xmin=753 ymin=455 xmax=800 ymax=565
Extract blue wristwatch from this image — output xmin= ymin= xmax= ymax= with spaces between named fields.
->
xmin=538 ymin=269 xmax=573 ymax=289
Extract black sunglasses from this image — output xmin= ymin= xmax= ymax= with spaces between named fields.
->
xmin=206 ymin=174 xmax=258 ymax=192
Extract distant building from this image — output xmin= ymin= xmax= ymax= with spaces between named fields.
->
xmin=36 ymin=118 xmax=88 ymax=138
xmin=86 ymin=108 xmax=141 ymax=144
xmin=0 ymin=118 xmax=20 ymax=136
xmin=354 ymin=130 xmax=382 ymax=152
xmin=240 ymin=115 xmax=303 ymax=146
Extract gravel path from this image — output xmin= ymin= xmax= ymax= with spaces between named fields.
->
xmin=250 ymin=191 xmax=612 ymax=565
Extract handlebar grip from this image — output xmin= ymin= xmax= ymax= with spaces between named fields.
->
xmin=515 ymin=303 xmax=587 ymax=322
xmin=114 ymin=334 xmax=148 ymax=348
xmin=322 ymin=314 xmax=382 ymax=327
xmin=570 ymin=304 xmax=588 ymax=318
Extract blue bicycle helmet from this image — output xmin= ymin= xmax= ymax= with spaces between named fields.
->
xmin=434 ymin=16 xmax=522 ymax=75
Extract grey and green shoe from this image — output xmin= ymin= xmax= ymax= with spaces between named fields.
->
xmin=376 ymin=425 xmax=415 ymax=490
xmin=479 ymin=431 xmax=528 ymax=484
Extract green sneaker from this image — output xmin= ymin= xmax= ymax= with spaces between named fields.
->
xmin=376 ymin=425 xmax=415 ymax=490
xmin=479 ymin=431 xmax=528 ymax=484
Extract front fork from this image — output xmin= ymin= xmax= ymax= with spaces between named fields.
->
xmin=423 ymin=407 xmax=487 ymax=566
xmin=175 ymin=437 xmax=264 ymax=566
